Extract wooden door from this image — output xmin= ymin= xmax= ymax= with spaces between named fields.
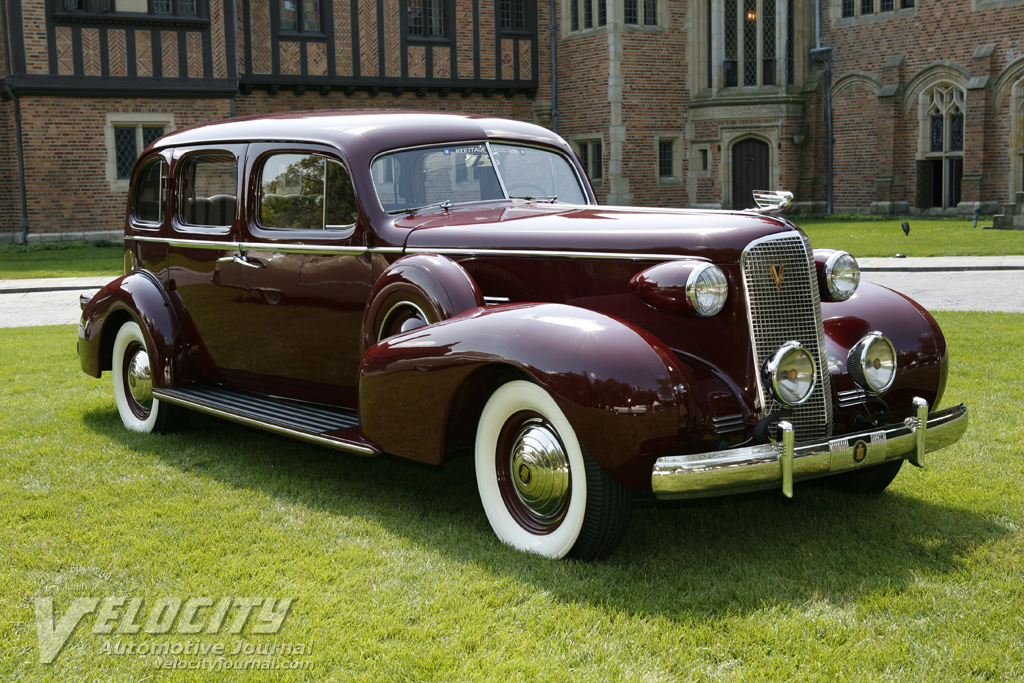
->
xmin=731 ymin=139 xmax=769 ymax=210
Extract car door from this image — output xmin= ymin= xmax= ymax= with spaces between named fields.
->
xmin=165 ymin=144 xmax=250 ymax=382
xmin=235 ymin=143 xmax=372 ymax=408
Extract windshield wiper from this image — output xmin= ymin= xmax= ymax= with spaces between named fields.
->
xmin=509 ymin=195 xmax=558 ymax=203
xmin=397 ymin=199 xmax=453 ymax=216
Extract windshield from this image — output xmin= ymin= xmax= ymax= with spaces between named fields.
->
xmin=370 ymin=142 xmax=588 ymax=214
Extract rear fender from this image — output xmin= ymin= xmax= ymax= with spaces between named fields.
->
xmin=359 ymin=303 xmax=694 ymax=491
xmin=78 ymin=271 xmax=192 ymax=388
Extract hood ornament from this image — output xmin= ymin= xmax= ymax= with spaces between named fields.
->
xmin=747 ymin=190 xmax=793 ymax=214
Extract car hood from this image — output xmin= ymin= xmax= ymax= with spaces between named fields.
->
xmin=399 ymin=203 xmax=800 ymax=263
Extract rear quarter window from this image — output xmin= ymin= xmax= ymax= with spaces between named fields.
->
xmin=133 ymin=158 xmax=166 ymax=224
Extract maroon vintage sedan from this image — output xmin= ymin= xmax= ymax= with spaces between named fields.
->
xmin=78 ymin=110 xmax=968 ymax=560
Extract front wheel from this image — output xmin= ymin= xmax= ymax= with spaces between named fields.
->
xmin=112 ymin=321 xmax=188 ymax=433
xmin=474 ymin=380 xmax=632 ymax=560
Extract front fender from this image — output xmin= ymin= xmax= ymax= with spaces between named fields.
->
xmin=823 ymin=281 xmax=948 ymax=424
xmin=358 ymin=303 xmax=694 ymax=491
xmin=78 ymin=270 xmax=192 ymax=388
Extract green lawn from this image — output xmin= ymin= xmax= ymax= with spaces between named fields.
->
xmin=1 ymin=313 xmax=1021 ymax=681
xmin=0 ymin=242 xmax=123 ymax=280
xmin=2 ymin=216 xmax=1023 ymax=282
xmin=795 ymin=216 xmax=1024 ymax=258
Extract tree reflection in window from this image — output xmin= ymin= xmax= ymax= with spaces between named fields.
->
xmin=260 ymin=154 xmax=357 ymax=230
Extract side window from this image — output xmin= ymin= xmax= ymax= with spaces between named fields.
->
xmin=179 ymin=154 xmax=238 ymax=227
xmin=259 ymin=154 xmax=357 ymax=230
xmin=133 ymin=159 xmax=166 ymax=224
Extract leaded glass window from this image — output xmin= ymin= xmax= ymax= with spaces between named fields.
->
xmin=861 ymin=0 xmax=873 ymax=15
xmin=786 ymin=0 xmax=795 ymax=84
xmin=115 ymin=128 xmax=137 ymax=180
xmin=842 ymin=0 xmax=854 ymax=17
xmin=742 ymin=0 xmax=757 ymax=86
xmin=643 ymin=0 xmax=656 ymax=25
xmin=762 ymin=1 xmax=776 ymax=86
xmin=658 ymin=140 xmax=673 ymax=178
xmin=625 ymin=0 xmax=638 ymax=24
xmin=724 ymin=0 xmax=738 ymax=87
xmin=881 ymin=0 xmax=894 ymax=11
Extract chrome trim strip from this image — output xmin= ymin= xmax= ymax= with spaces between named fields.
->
xmin=238 ymin=242 xmax=402 ymax=256
xmin=125 ymin=234 xmax=705 ymax=262
xmin=651 ymin=400 xmax=968 ymax=500
xmin=127 ymin=235 xmax=237 ymax=250
xmin=836 ymin=387 xmax=867 ymax=408
xmin=153 ymin=388 xmax=376 ymax=456
xmin=404 ymin=247 xmax=711 ymax=262
xmin=125 ymin=234 xmax=404 ymax=256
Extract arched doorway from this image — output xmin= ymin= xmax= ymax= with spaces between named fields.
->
xmin=732 ymin=138 xmax=770 ymax=210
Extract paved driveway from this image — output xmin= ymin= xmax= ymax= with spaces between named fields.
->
xmin=1 ymin=263 xmax=1022 ymax=329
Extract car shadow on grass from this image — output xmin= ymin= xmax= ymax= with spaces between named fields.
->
xmin=83 ymin=406 xmax=1006 ymax=623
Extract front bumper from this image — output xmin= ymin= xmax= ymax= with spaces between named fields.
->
xmin=651 ymin=398 xmax=968 ymax=500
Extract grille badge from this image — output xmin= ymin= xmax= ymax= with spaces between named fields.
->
xmin=770 ymin=264 xmax=785 ymax=292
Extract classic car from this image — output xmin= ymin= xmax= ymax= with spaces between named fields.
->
xmin=78 ymin=110 xmax=968 ymax=560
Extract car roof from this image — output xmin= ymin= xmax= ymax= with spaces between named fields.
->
xmin=153 ymin=110 xmax=569 ymax=160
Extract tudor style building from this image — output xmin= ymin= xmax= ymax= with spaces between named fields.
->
xmin=1 ymin=0 xmax=1023 ymax=240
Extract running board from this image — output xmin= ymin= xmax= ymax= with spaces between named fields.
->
xmin=153 ymin=385 xmax=377 ymax=456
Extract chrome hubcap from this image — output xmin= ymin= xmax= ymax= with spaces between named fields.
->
xmin=509 ymin=418 xmax=569 ymax=522
xmin=126 ymin=348 xmax=153 ymax=411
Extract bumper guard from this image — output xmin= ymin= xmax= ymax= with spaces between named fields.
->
xmin=651 ymin=398 xmax=968 ymax=500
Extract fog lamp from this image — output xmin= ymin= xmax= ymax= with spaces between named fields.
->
xmin=763 ymin=342 xmax=816 ymax=406
xmin=848 ymin=332 xmax=897 ymax=394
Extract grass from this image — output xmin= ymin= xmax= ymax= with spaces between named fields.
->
xmin=795 ymin=216 xmax=1024 ymax=258
xmin=2 ymin=216 xmax=1023 ymax=281
xmin=0 ymin=242 xmax=123 ymax=280
xmin=1 ymin=312 xmax=1022 ymax=681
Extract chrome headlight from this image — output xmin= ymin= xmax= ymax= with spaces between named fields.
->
xmin=823 ymin=251 xmax=860 ymax=301
xmin=685 ymin=263 xmax=728 ymax=317
xmin=763 ymin=342 xmax=816 ymax=406
xmin=848 ymin=332 xmax=897 ymax=394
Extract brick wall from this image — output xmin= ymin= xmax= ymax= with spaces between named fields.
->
xmin=822 ymin=0 xmax=1024 ymax=212
xmin=8 ymin=98 xmax=232 ymax=235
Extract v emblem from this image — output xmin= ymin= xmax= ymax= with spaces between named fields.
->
xmin=770 ymin=264 xmax=785 ymax=292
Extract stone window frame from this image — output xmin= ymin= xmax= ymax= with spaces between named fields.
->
xmin=568 ymin=135 xmax=605 ymax=188
xmin=563 ymin=0 xmax=608 ymax=35
xmin=915 ymin=84 xmax=966 ymax=210
xmin=1011 ymin=80 xmax=1024 ymax=196
xmin=105 ymin=113 xmax=176 ymax=192
xmin=832 ymin=0 xmax=915 ymax=25
xmin=700 ymin=0 xmax=798 ymax=93
xmin=654 ymin=134 xmax=684 ymax=186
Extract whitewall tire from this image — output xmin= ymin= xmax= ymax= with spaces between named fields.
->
xmin=112 ymin=321 xmax=187 ymax=434
xmin=474 ymin=380 xmax=631 ymax=560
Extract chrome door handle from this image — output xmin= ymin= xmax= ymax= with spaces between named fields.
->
xmin=216 ymin=255 xmax=264 ymax=269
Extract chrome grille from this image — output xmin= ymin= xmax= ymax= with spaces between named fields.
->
xmin=741 ymin=234 xmax=833 ymax=440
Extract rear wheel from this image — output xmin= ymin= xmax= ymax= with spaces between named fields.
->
xmin=827 ymin=458 xmax=903 ymax=494
xmin=474 ymin=380 xmax=631 ymax=560
xmin=112 ymin=321 xmax=188 ymax=433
